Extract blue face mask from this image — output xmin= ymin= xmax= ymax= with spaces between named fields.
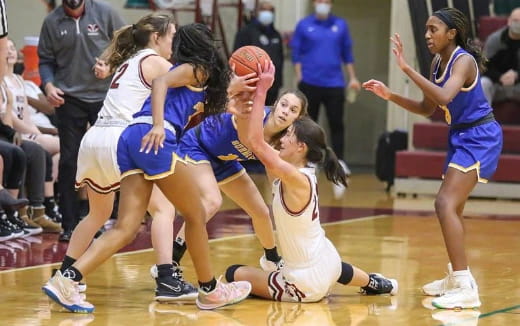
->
xmin=258 ymin=10 xmax=274 ymax=26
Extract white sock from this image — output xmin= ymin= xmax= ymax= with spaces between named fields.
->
xmin=452 ymin=269 xmax=473 ymax=289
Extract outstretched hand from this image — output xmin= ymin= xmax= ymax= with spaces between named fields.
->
xmin=362 ymin=79 xmax=391 ymax=100
xmin=390 ymin=33 xmax=408 ymax=71
xmin=256 ymin=60 xmax=275 ymax=94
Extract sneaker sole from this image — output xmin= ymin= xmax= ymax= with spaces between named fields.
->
xmin=431 ymin=300 xmax=482 ymax=309
xmin=155 ymin=292 xmax=198 ymax=302
xmin=422 ymin=288 xmax=443 ymax=296
xmin=42 ymin=284 xmax=94 ymax=313
xmin=389 ymin=279 xmax=399 ymax=296
xmin=195 ymin=283 xmax=252 ymax=310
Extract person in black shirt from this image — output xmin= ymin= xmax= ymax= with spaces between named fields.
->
xmin=481 ymin=7 xmax=520 ymax=103
xmin=234 ymin=1 xmax=284 ymax=105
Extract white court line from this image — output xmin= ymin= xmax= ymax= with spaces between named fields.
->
xmin=0 ymin=215 xmax=390 ymax=274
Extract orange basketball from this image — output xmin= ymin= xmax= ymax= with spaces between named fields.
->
xmin=229 ymin=46 xmax=271 ymax=78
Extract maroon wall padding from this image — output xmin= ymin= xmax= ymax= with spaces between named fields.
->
xmin=396 ymin=151 xmax=520 ymax=182
xmin=493 ymin=101 xmax=520 ymax=125
xmin=477 ymin=16 xmax=507 ymax=42
xmin=413 ymin=123 xmax=520 ymax=154
xmin=502 ymin=125 xmax=520 ymax=153
xmin=395 ymin=150 xmax=445 ymax=179
xmin=493 ymin=154 xmax=520 ymax=182
xmin=413 ymin=122 xmax=448 ymax=150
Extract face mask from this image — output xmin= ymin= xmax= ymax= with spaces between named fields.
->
xmin=258 ymin=10 xmax=274 ymax=26
xmin=315 ymin=3 xmax=331 ymax=16
xmin=510 ymin=21 xmax=520 ymax=35
xmin=13 ymin=62 xmax=24 ymax=75
xmin=63 ymin=0 xmax=84 ymax=10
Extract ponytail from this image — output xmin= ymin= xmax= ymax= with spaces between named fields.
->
xmin=323 ymin=147 xmax=348 ymax=187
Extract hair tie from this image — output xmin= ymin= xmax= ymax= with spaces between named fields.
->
xmin=433 ymin=10 xmax=455 ymax=30
xmin=132 ymin=24 xmax=137 ymax=30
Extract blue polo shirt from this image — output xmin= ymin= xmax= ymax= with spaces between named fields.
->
xmin=290 ymin=14 xmax=354 ymax=88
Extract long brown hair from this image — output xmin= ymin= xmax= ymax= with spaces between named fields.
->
xmin=102 ymin=13 xmax=175 ymax=72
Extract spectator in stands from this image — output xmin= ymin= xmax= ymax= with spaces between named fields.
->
xmin=290 ymin=0 xmax=360 ymax=199
xmin=481 ymin=7 xmax=520 ymax=103
xmin=234 ymin=0 xmax=284 ymax=105
xmin=38 ymin=0 xmax=124 ymax=241
xmin=0 ymin=83 xmax=61 ymax=234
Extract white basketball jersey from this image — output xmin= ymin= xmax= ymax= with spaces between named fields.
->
xmin=272 ymin=167 xmax=329 ymax=268
xmin=98 ymin=48 xmax=159 ymax=121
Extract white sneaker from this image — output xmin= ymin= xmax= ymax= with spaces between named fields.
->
xmin=431 ymin=281 xmax=481 ymax=309
xmin=42 ymin=270 xmax=94 ymax=313
xmin=196 ymin=277 xmax=251 ymax=310
xmin=259 ymin=255 xmax=284 ymax=272
xmin=422 ymin=263 xmax=455 ymax=296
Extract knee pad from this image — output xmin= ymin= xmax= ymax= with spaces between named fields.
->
xmin=225 ymin=264 xmax=244 ymax=282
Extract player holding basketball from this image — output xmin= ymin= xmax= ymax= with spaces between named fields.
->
xmin=44 ymin=14 xmax=200 ymax=305
xmin=157 ymin=89 xmax=307 ymax=274
xmin=43 ymin=23 xmax=252 ymax=313
xmin=363 ymin=8 xmax=502 ymax=309
xmin=225 ymin=61 xmax=398 ymax=303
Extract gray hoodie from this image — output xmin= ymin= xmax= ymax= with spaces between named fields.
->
xmin=38 ymin=0 xmax=124 ymax=102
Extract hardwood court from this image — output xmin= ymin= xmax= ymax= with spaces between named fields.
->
xmin=0 ymin=174 xmax=519 ymax=325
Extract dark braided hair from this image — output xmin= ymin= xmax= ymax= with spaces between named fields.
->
xmin=433 ymin=7 xmax=487 ymax=71
xmin=103 ymin=13 xmax=175 ymax=71
xmin=171 ymin=23 xmax=230 ymax=117
xmin=292 ymin=116 xmax=347 ymax=187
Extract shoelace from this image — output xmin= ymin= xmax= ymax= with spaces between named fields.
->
xmin=172 ymin=267 xmax=185 ymax=281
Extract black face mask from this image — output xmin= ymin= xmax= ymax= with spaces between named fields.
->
xmin=13 ymin=63 xmax=24 ymax=75
xmin=63 ymin=0 xmax=84 ymax=10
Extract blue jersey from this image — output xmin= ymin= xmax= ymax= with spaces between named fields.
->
xmin=432 ymin=47 xmax=492 ymax=126
xmin=180 ymin=108 xmax=270 ymax=183
xmin=133 ymin=64 xmax=206 ymax=136
xmin=195 ymin=108 xmax=270 ymax=161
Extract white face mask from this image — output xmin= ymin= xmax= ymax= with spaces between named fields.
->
xmin=315 ymin=3 xmax=331 ymax=16
xmin=258 ymin=10 xmax=274 ymax=26
xmin=510 ymin=21 xmax=520 ymax=35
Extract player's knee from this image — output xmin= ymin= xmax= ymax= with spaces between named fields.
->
xmin=337 ymin=262 xmax=354 ymax=285
xmin=225 ymin=264 xmax=244 ymax=282
xmin=202 ymin=194 xmax=222 ymax=219
xmin=434 ymin=193 xmax=453 ymax=216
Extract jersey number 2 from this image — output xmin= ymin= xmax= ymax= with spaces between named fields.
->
xmin=110 ymin=63 xmax=129 ymax=89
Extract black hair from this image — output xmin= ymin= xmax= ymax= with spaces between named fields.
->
xmin=433 ymin=8 xmax=487 ymax=71
xmin=292 ymin=116 xmax=347 ymax=187
xmin=103 ymin=14 xmax=175 ymax=71
xmin=172 ymin=23 xmax=230 ymax=117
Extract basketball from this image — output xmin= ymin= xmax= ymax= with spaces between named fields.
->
xmin=229 ymin=46 xmax=271 ymax=77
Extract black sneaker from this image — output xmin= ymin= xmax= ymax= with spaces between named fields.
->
xmin=155 ymin=275 xmax=198 ymax=302
xmin=45 ymin=205 xmax=62 ymax=224
xmin=0 ymin=213 xmax=13 ymax=241
xmin=7 ymin=211 xmax=41 ymax=236
xmin=361 ymin=273 xmax=398 ymax=295
xmin=1 ymin=213 xmax=24 ymax=239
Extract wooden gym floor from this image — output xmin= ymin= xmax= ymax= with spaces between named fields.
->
xmin=0 ymin=174 xmax=519 ymax=325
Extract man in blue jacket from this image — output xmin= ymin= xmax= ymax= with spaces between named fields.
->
xmin=291 ymin=0 xmax=359 ymax=198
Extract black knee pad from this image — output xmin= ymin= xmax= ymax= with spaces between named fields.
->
xmin=225 ymin=264 xmax=244 ymax=282
xmin=337 ymin=262 xmax=354 ymax=285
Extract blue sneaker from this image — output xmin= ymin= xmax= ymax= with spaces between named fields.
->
xmin=42 ymin=271 xmax=94 ymax=313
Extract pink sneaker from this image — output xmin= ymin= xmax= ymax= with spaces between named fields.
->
xmin=196 ymin=277 xmax=251 ymax=310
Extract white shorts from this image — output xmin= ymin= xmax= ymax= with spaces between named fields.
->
xmin=75 ymin=122 xmax=126 ymax=193
xmin=268 ymin=239 xmax=342 ymax=302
